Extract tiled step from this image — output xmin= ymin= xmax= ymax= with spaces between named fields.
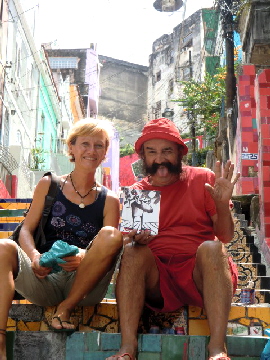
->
xmin=237 ymin=262 xmax=266 ymax=278
xmin=233 ymin=289 xmax=270 ymax=304
xmin=0 ymin=223 xmax=20 ymax=231
xmin=0 ymin=231 xmax=13 ymax=239
xmin=0 ymin=209 xmax=26 ymax=216
xmin=238 ymin=275 xmax=270 ymax=289
xmin=6 ymin=331 xmax=268 ymax=360
xmin=227 ymin=251 xmax=260 ymax=263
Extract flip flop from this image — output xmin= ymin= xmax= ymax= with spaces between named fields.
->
xmin=49 ymin=316 xmax=75 ymax=333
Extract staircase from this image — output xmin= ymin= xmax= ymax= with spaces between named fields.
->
xmin=1 ymin=197 xmax=270 ymax=359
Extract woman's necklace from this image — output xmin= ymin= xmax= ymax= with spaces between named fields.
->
xmin=69 ymin=171 xmax=96 ymax=208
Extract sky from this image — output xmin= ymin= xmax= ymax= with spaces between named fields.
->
xmin=38 ymin=0 xmax=214 ymax=66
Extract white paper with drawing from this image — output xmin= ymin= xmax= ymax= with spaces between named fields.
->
xmin=119 ymin=188 xmax=161 ymax=235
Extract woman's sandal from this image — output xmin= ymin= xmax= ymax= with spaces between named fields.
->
xmin=49 ymin=316 xmax=75 ymax=333
xmin=0 ymin=329 xmax=6 ymax=336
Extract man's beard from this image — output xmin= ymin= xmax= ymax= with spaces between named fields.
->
xmin=143 ymin=159 xmax=182 ymax=176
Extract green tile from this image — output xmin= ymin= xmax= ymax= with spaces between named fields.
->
xmin=188 ymin=336 xmax=207 ymax=360
xmin=161 ymin=335 xmax=188 ymax=359
xmin=231 ymin=357 xmax=260 ymax=360
xmin=66 ymin=333 xmax=84 ymax=360
xmin=83 ymin=352 xmax=115 ymax=360
xmin=138 ymin=352 xmax=160 ymax=360
xmin=84 ymin=332 xmax=101 ymax=352
xmin=141 ymin=334 xmax=161 ymax=352
xmin=100 ymin=333 xmax=121 ymax=351
xmin=227 ymin=336 xmax=267 ymax=356
xmin=6 ymin=331 xmax=14 ymax=360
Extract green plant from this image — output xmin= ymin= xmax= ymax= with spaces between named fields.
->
xmin=120 ymin=143 xmax=135 ymax=158
xmin=186 ymin=147 xmax=212 ymax=167
xmin=174 ymin=68 xmax=226 ymax=140
xmin=31 ymin=148 xmax=45 ymax=170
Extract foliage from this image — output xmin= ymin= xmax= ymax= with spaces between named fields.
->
xmin=174 ymin=68 xmax=226 ymax=139
xmin=31 ymin=148 xmax=45 ymax=170
xmin=186 ymin=147 xmax=212 ymax=167
xmin=120 ymin=143 xmax=135 ymax=158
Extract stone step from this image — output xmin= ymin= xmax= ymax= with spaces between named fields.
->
xmin=6 ymin=331 xmax=268 ymax=360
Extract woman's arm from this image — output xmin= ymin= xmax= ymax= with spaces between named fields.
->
xmin=103 ymin=190 xmax=121 ymax=228
xmin=19 ymin=175 xmax=52 ymax=278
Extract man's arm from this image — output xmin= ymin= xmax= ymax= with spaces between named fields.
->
xmin=205 ymin=160 xmax=240 ymax=243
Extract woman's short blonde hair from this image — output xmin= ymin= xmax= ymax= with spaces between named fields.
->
xmin=66 ymin=118 xmax=113 ymax=162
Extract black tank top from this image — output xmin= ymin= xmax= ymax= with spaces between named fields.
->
xmin=39 ymin=186 xmax=108 ymax=253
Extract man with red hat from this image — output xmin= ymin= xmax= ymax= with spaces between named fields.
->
xmin=107 ymin=118 xmax=240 ymax=360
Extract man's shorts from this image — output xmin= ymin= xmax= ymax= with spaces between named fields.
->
xmin=14 ymin=242 xmax=121 ymax=307
xmin=147 ymin=252 xmax=238 ymax=313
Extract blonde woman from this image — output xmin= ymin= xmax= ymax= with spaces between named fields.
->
xmin=0 ymin=119 xmax=122 ymax=359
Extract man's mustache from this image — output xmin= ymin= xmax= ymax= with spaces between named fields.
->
xmin=145 ymin=161 xmax=181 ymax=175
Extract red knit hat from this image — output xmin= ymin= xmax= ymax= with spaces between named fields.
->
xmin=135 ymin=118 xmax=188 ymax=155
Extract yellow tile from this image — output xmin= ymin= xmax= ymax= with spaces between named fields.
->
xmin=40 ymin=322 xmax=49 ymax=331
xmin=0 ymin=203 xmax=30 ymax=209
xmin=7 ymin=318 xmax=16 ymax=327
xmin=25 ymin=322 xmax=41 ymax=331
xmin=189 ymin=319 xmax=210 ymax=335
xmin=0 ymin=232 xmax=13 ymax=239
xmin=239 ymin=318 xmax=251 ymax=327
xmin=188 ymin=306 xmax=206 ymax=319
xmin=17 ymin=321 xmax=29 ymax=331
xmin=247 ymin=307 xmax=270 ymax=323
xmin=229 ymin=306 xmax=246 ymax=319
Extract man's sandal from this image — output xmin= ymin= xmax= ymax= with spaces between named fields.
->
xmin=0 ymin=329 xmax=6 ymax=336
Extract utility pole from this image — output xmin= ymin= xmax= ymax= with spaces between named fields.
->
xmin=188 ymin=50 xmax=197 ymax=165
xmin=224 ymin=0 xmax=236 ymax=110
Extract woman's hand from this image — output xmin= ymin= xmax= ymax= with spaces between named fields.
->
xmin=31 ymin=253 xmax=52 ymax=279
xmin=59 ymin=249 xmax=86 ymax=271
xmin=124 ymin=229 xmax=154 ymax=246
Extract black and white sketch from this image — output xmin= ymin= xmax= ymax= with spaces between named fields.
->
xmin=119 ymin=188 xmax=161 ymax=235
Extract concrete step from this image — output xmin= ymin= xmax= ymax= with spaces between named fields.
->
xmin=6 ymin=331 xmax=268 ymax=360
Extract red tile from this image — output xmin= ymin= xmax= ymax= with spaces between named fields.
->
xmin=260 ymin=87 xmax=270 ymax=95
xmin=241 ymin=117 xmax=252 ymax=127
xmin=243 ymin=65 xmax=256 ymax=76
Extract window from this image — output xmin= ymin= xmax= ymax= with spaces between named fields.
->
xmin=155 ymin=101 xmax=161 ymax=118
xmin=156 ymin=71 xmax=161 ymax=82
xmin=49 ymin=57 xmax=78 ymax=69
xmin=169 ymin=79 xmax=174 ymax=93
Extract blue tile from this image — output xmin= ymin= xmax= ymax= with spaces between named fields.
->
xmin=84 ymin=332 xmax=100 ymax=352
xmin=66 ymin=333 xmax=84 ymax=360
xmin=101 ymin=333 xmax=121 ymax=350
xmin=141 ymin=334 xmax=161 ymax=352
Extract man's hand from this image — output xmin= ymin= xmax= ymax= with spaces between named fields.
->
xmin=31 ymin=253 xmax=52 ymax=279
xmin=205 ymin=160 xmax=240 ymax=204
xmin=124 ymin=229 xmax=154 ymax=246
xmin=59 ymin=249 xmax=85 ymax=272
